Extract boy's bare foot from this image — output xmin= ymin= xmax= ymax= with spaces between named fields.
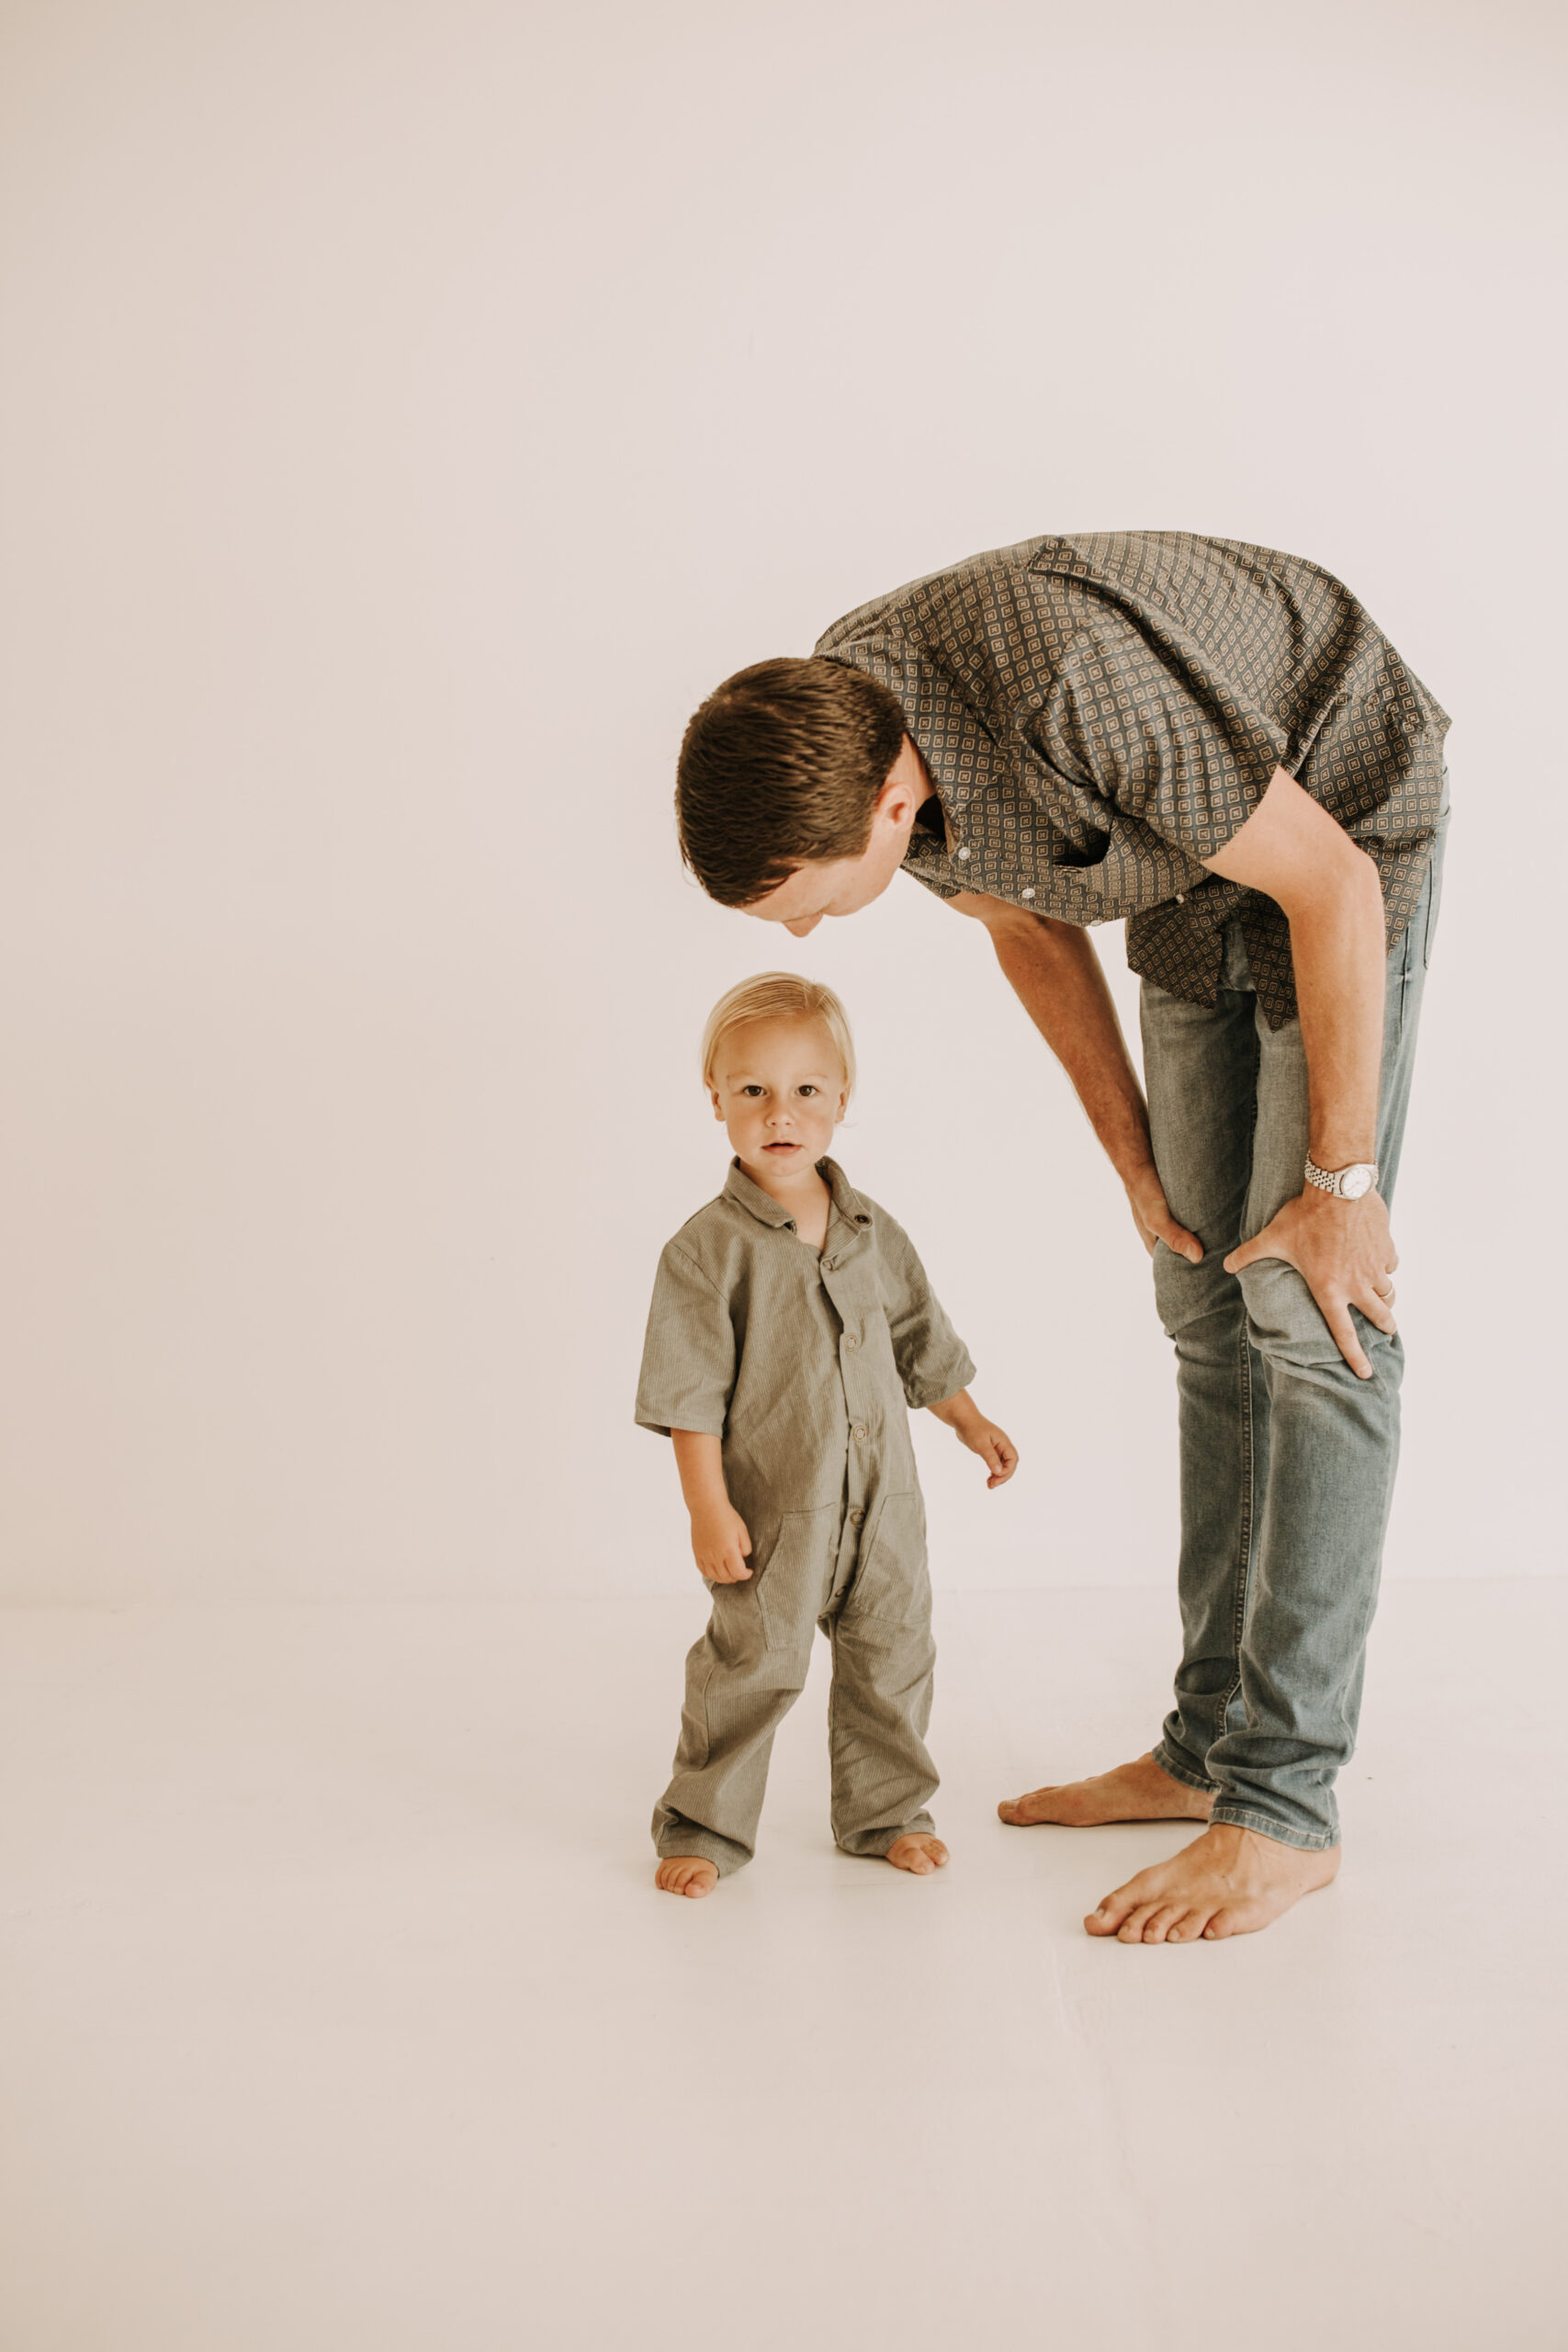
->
xmin=1087 ymin=1822 xmax=1339 ymax=1941
xmin=886 ymin=1833 xmax=949 ymax=1875
xmin=655 ymin=1856 xmax=719 ymax=1897
xmin=997 ymin=1752 xmax=1213 ymax=1828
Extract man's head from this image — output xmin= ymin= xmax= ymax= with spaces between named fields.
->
xmin=675 ymin=657 xmax=929 ymax=938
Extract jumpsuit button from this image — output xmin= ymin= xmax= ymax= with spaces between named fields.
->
xmin=850 ymin=1508 xmax=864 ymax=1526
xmin=843 ymin=1334 xmax=858 ymax=1351
xmin=853 ymin=1425 xmax=867 ymax=1443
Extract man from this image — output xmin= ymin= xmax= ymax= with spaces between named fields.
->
xmin=673 ymin=531 xmax=1449 ymax=1943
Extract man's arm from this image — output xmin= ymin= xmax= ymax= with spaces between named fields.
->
xmin=1201 ymin=765 xmax=1397 ymax=1378
xmin=946 ymin=889 xmax=1202 ymax=1266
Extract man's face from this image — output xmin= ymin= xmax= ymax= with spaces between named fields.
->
xmin=744 ymin=737 xmax=931 ymax=939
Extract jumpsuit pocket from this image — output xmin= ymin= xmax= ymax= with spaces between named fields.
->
xmin=848 ymin=1490 xmax=931 ymax=1628
xmin=721 ymin=1503 xmax=837 ymax=1654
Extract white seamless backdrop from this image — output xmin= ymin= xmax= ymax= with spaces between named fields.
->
xmin=0 ymin=0 xmax=1562 ymax=1602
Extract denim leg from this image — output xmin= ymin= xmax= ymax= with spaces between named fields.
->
xmin=1141 ymin=947 xmax=1269 ymax=1795
xmin=1143 ymin=811 xmax=1449 ymax=1849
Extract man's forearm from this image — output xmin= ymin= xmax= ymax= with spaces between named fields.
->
xmin=1283 ymin=857 xmax=1385 ymax=1168
xmin=978 ymin=910 xmax=1154 ymax=1181
xmin=1203 ymin=767 xmax=1386 ymax=1172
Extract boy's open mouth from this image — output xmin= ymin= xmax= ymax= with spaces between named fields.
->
xmin=764 ymin=1140 xmax=801 ymax=1153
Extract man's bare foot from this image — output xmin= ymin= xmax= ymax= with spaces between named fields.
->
xmin=886 ymin=1833 xmax=949 ymax=1876
xmin=655 ymin=1856 xmax=718 ymax=1897
xmin=1087 ymin=1822 xmax=1339 ymax=1942
xmin=998 ymin=1753 xmax=1213 ymax=1828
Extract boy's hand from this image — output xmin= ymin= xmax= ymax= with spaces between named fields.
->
xmin=958 ymin=1417 xmax=1019 ymax=1488
xmin=926 ymin=1390 xmax=1020 ymax=1488
xmin=691 ymin=1500 xmax=753 ymax=1583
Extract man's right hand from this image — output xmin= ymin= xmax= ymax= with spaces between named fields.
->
xmin=1124 ymin=1163 xmax=1203 ymax=1264
xmin=691 ymin=1502 xmax=753 ymax=1583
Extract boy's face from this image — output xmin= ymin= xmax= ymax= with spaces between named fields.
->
xmin=744 ymin=738 xmax=931 ymax=939
xmin=710 ymin=1017 xmax=849 ymax=1184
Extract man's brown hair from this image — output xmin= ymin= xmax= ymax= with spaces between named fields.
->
xmin=675 ymin=657 xmax=907 ymax=907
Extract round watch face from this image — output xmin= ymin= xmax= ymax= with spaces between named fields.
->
xmin=1341 ymin=1165 xmax=1373 ymax=1200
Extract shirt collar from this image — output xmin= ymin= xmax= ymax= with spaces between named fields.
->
xmin=722 ymin=1156 xmax=874 ymax=1234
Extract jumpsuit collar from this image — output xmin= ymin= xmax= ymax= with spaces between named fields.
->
xmin=722 ymin=1156 xmax=874 ymax=1237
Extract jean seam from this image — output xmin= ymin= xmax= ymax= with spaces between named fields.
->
xmin=1153 ymin=1744 xmax=1215 ymax=1795
xmin=1208 ymin=1802 xmax=1337 ymax=1852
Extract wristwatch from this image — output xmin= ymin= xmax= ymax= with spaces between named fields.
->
xmin=1304 ymin=1156 xmax=1379 ymax=1201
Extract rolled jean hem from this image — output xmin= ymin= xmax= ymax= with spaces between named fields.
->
xmin=654 ymin=1829 xmax=748 ymax=1877
xmin=1208 ymin=1801 xmax=1339 ymax=1853
xmin=1151 ymin=1742 xmax=1218 ymax=1797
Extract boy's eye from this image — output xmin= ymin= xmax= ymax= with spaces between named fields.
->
xmin=740 ymin=1085 xmax=764 ymax=1097
xmin=797 ymin=1085 xmax=818 ymax=1097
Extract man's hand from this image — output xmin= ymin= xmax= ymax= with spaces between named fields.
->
xmin=690 ymin=1498 xmax=753 ymax=1583
xmin=1123 ymin=1161 xmax=1203 ymax=1264
xmin=1224 ymin=1187 xmax=1398 ymax=1380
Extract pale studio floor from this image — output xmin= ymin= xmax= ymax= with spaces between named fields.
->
xmin=0 ymin=1580 xmax=1562 ymax=2352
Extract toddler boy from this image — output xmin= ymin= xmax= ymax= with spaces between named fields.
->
xmin=637 ymin=972 xmax=1017 ymax=1896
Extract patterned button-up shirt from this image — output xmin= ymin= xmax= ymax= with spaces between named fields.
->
xmin=815 ymin=532 xmax=1450 ymax=1027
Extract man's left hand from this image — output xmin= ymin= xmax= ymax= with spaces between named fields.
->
xmin=1224 ymin=1188 xmax=1398 ymax=1381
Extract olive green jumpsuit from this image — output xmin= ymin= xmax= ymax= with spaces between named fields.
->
xmin=637 ymin=1157 xmax=975 ymax=1876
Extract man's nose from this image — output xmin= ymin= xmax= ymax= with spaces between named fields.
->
xmin=784 ymin=915 xmax=822 ymax=938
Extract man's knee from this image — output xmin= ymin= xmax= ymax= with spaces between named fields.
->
xmin=1237 ymin=1257 xmax=1401 ymax=1385
xmin=1154 ymin=1238 xmax=1244 ymax=1351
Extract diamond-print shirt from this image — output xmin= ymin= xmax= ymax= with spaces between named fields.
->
xmin=815 ymin=532 xmax=1450 ymax=1028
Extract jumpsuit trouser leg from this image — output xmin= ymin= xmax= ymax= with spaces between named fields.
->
xmin=652 ymin=1489 xmax=939 ymax=1873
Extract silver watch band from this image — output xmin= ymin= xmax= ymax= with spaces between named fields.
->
xmin=1303 ymin=1156 xmax=1379 ymax=1199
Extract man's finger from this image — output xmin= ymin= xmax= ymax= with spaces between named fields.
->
xmin=1158 ymin=1219 xmax=1204 ymax=1264
xmin=1323 ymin=1299 xmax=1373 ymax=1380
xmin=1224 ymin=1235 xmax=1262 ymax=1274
xmin=1357 ymin=1291 xmax=1398 ymax=1338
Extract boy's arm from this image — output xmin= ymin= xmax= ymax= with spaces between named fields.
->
xmin=925 ymin=1389 xmax=1019 ymax=1488
xmin=946 ymin=891 xmax=1203 ymax=1266
xmin=671 ymin=1430 xmax=753 ymax=1582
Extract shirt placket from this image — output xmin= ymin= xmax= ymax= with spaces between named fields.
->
xmin=818 ymin=1235 xmax=872 ymax=1605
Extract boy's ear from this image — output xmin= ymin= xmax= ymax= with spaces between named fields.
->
xmin=710 ymin=1087 xmax=725 ymax=1120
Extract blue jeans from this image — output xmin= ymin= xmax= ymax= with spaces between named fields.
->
xmin=1138 ymin=807 xmax=1450 ymax=1849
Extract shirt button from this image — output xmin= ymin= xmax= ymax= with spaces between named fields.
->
xmin=1021 ymin=887 xmax=1035 ymax=899
xmin=955 ymin=845 xmax=971 ymax=861
xmin=1175 ymin=892 xmax=1185 ymax=904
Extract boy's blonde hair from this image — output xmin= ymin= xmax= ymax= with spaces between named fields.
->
xmin=700 ymin=973 xmax=857 ymax=1098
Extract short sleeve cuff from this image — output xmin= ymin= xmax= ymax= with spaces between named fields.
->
xmin=902 ymin=1348 xmax=977 ymax=1411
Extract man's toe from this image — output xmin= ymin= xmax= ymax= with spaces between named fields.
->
xmin=1117 ymin=1902 xmax=1161 ymax=1942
